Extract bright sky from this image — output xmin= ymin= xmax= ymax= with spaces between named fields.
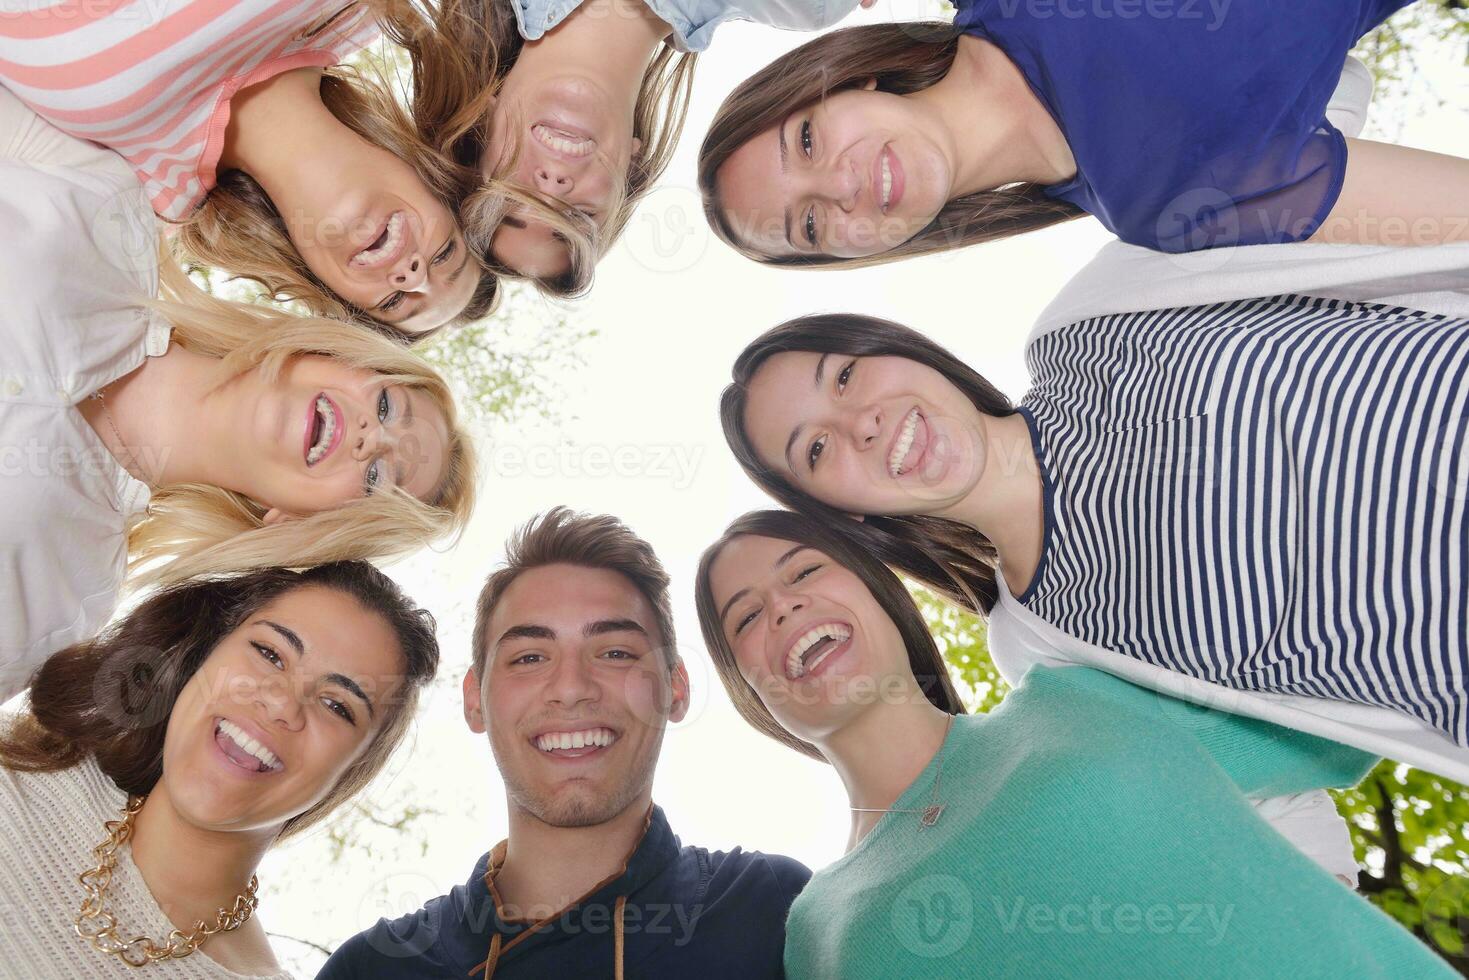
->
xmin=58 ymin=3 xmax=1469 ymax=974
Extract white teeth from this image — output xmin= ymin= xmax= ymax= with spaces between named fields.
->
xmin=306 ymin=395 xmax=336 ymax=465
xmin=888 ymin=408 xmax=920 ymax=476
xmin=535 ymin=728 xmax=617 ymax=752
xmin=785 ymin=623 xmax=852 ymax=680
xmin=217 ymin=719 xmax=281 ymax=771
xmin=350 ymin=212 xmax=404 ymax=267
xmin=532 ymin=123 xmax=594 ymax=158
xmin=880 ymin=154 xmax=893 ymax=210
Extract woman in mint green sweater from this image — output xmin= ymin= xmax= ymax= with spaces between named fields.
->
xmin=695 ymin=509 xmax=1453 ymax=978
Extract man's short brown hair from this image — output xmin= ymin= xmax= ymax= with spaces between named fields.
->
xmin=471 ymin=507 xmax=677 ymax=675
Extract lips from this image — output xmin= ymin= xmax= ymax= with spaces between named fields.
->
xmin=888 ymin=407 xmax=930 ymax=477
xmin=532 ymin=121 xmax=596 ymax=161
xmin=304 ymin=392 xmax=344 ymax=467
xmin=530 ymin=725 xmax=620 ymax=761
xmin=873 ymin=144 xmax=904 ymax=213
xmin=783 ymin=620 xmax=854 ymax=680
xmin=212 ymin=717 xmax=285 ymax=776
xmin=350 ymin=210 xmax=409 ymax=270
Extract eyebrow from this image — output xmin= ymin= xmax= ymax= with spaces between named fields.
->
xmin=495 ymin=619 xmax=649 ymax=648
xmin=718 ymin=544 xmax=810 ymax=626
xmin=783 ymin=354 xmax=828 ymax=473
xmin=257 ymin=620 xmax=376 ymax=719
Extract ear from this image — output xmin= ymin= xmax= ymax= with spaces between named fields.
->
xmin=845 ymin=512 xmax=867 ymax=523
xmin=667 ymin=657 xmax=691 ymax=725
xmin=261 ymin=507 xmax=291 ymax=526
xmin=861 ymin=76 xmax=878 ymax=92
xmin=630 ymin=136 xmax=644 ymax=161
xmin=462 ymin=668 xmax=487 ymax=734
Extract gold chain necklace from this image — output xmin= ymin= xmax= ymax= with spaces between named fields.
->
xmin=74 ymin=794 xmax=260 ymax=969
xmin=850 ymin=714 xmax=956 ymax=829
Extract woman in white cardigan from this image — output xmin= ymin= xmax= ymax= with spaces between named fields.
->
xmin=0 ymin=91 xmax=476 ymax=703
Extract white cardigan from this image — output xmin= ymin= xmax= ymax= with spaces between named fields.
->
xmin=0 ymin=89 xmax=168 ymax=704
xmin=994 ymin=238 xmax=1469 ymax=785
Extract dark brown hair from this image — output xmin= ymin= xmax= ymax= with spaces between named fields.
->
xmin=694 ymin=509 xmax=965 ymax=762
xmin=0 ymin=562 xmax=439 ymax=841
xmin=697 ymin=22 xmax=1083 ymax=269
xmin=471 ymin=507 xmax=677 ymax=675
xmin=722 ymin=313 xmax=1015 ymax=615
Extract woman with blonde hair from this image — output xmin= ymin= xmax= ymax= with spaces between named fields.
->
xmin=0 ymin=89 xmax=475 ymax=703
xmin=0 ymin=0 xmax=499 ymax=337
xmin=0 ymin=561 xmax=440 ymax=976
xmin=697 ymin=3 xmax=1469 ymax=268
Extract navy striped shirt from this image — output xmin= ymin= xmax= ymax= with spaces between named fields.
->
xmin=1021 ymin=294 xmax=1469 ymax=745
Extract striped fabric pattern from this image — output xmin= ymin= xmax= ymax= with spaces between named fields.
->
xmin=1022 ymin=294 xmax=1469 ymax=745
xmin=0 ymin=0 xmax=379 ymax=219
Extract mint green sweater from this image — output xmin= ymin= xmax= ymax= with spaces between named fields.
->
xmin=785 ymin=666 xmax=1451 ymax=979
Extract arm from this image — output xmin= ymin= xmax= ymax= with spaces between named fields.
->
xmin=1310 ymin=138 xmax=1469 ymax=246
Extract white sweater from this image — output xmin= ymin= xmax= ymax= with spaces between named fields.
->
xmin=0 ymin=755 xmax=293 ymax=980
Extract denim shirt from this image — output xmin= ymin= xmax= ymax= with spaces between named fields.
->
xmin=512 ymin=0 xmax=860 ymax=51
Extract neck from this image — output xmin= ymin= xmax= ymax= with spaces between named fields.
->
xmin=217 ymin=67 xmax=358 ymax=219
xmin=127 ymin=784 xmax=274 ymax=933
xmin=82 ymin=343 xmax=251 ymax=492
xmin=819 ymin=684 xmax=954 ymax=852
xmin=941 ymin=411 xmax=1045 ymax=598
xmin=491 ymin=791 xmax=652 ymax=920
xmin=918 ymin=35 xmax=1076 ymax=197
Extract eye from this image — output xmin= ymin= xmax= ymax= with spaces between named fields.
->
xmin=377 ymin=388 xmax=391 ymax=423
xmin=807 ymin=435 xmax=826 ymax=471
xmin=511 ymin=652 xmax=545 ymax=666
xmin=603 ymin=649 xmax=638 ymax=661
xmin=377 ymin=291 xmax=405 ymax=313
xmin=321 ymin=696 xmax=356 ymax=724
xmin=837 ymin=361 xmax=854 ymax=391
xmin=252 ymin=642 xmax=284 ymax=670
xmin=799 ymin=119 xmax=812 ymax=158
xmin=804 ymin=207 xmax=817 ymax=248
xmin=364 ymin=459 xmax=383 ymax=495
xmin=733 ymin=608 xmax=760 ymax=636
xmin=432 ymin=239 xmax=456 ymax=266
xmin=793 ymin=563 xmax=822 ymax=583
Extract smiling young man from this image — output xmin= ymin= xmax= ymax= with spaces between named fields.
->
xmin=318 ymin=507 xmax=810 ymax=978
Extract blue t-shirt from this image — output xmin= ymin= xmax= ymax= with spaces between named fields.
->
xmin=952 ymin=0 xmax=1413 ymax=251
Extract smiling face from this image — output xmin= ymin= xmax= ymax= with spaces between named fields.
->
xmin=464 ymin=563 xmax=689 ymax=828
xmin=232 ymin=355 xmax=451 ymax=521
xmin=742 ymin=350 xmax=989 ymax=517
xmin=714 ymin=83 xmax=954 ymax=260
xmin=158 ymin=585 xmax=405 ymax=835
xmin=483 ymin=69 xmax=642 ymax=282
xmin=285 ymin=146 xmax=480 ymax=334
xmin=708 ymin=535 xmax=908 ymax=744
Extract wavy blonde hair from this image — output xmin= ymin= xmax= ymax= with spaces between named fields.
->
xmin=427 ymin=0 xmax=697 ymax=298
xmin=128 ymin=263 xmax=478 ymax=591
xmin=171 ymin=0 xmax=501 ymax=337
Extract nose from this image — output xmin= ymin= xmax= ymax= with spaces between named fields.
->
xmin=257 ymin=673 xmax=305 ymax=732
xmin=390 ymin=252 xmax=427 ymax=290
xmin=533 ymin=163 xmax=575 ymax=197
xmin=546 ymin=654 xmax=599 ymax=707
xmin=844 ymin=403 xmax=883 ymax=450
xmin=352 ymin=415 xmax=396 ymax=460
xmin=820 ymin=155 xmax=860 ymax=212
xmin=773 ymin=594 xmax=806 ymax=629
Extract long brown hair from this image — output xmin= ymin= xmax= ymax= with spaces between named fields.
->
xmin=441 ymin=0 xmax=697 ymax=298
xmin=0 ymin=562 xmax=439 ymax=841
xmin=721 ymin=313 xmax=1014 ymax=615
xmin=697 ymin=22 xmax=1083 ymax=269
xmin=695 ymin=509 xmax=965 ymax=762
xmin=172 ymin=0 xmax=500 ymax=339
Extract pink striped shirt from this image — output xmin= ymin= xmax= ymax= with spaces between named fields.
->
xmin=0 ymin=0 xmax=380 ymax=220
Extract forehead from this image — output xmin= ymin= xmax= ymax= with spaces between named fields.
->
xmin=743 ymin=350 xmax=826 ymax=472
xmin=486 ymin=564 xmax=655 ymax=642
xmin=709 ymin=535 xmax=809 ymax=606
xmin=398 ymin=385 xmax=451 ymax=503
xmin=715 ymin=121 xmax=798 ymax=258
xmin=245 ymin=586 xmax=403 ymax=678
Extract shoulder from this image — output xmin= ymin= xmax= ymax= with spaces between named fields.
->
xmin=700 ymin=845 xmax=811 ymax=897
xmin=317 ymin=893 xmax=458 ymax=977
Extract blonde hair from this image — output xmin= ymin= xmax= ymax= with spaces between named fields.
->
xmin=434 ymin=0 xmax=697 ymax=298
xmin=128 ymin=263 xmax=478 ymax=591
xmin=171 ymin=1 xmax=501 ymax=336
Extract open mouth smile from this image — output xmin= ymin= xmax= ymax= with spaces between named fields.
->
xmin=350 ymin=211 xmax=408 ymax=270
xmin=532 ymin=726 xmax=620 ymax=760
xmin=888 ymin=407 xmax=929 ymax=477
xmin=213 ymin=718 xmax=284 ymax=775
xmin=784 ymin=621 xmax=853 ymax=680
xmin=533 ymin=122 xmax=596 ymax=160
xmin=304 ymin=392 xmax=344 ymax=467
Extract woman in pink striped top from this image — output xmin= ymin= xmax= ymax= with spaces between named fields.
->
xmin=0 ymin=0 xmax=495 ymax=337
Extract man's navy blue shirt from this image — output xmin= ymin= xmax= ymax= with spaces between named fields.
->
xmin=315 ymin=805 xmax=809 ymax=979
